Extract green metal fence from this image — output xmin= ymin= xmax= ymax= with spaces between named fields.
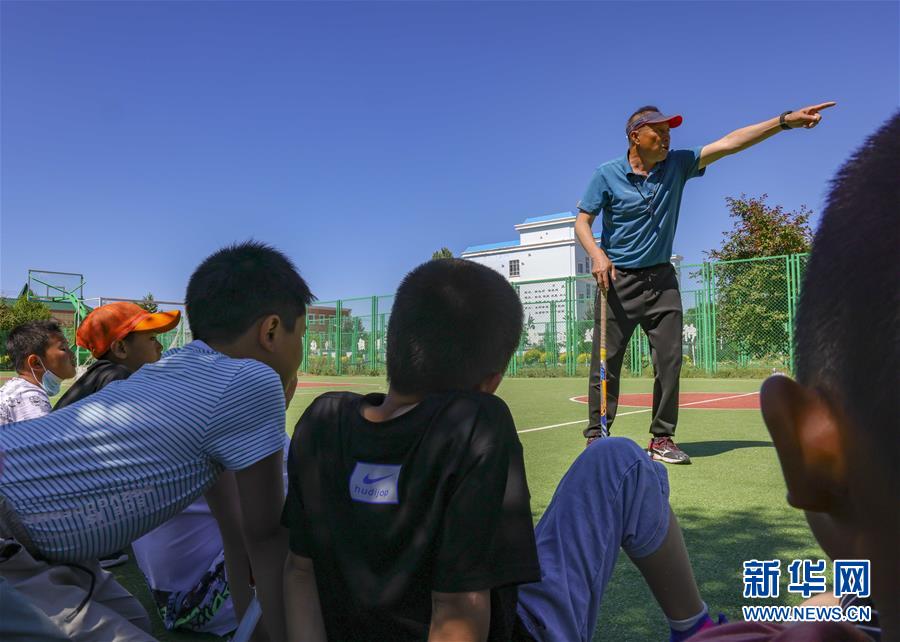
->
xmin=300 ymin=253 xmax=809 ymax=378
xmin=1 ymin=253 xmax=810 ymax=378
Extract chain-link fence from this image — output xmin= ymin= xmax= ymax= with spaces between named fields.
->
xmin=2 ymin=253 xmax=810 ymax=378
xmin=300 ymin=253 xmax=809 ymax=378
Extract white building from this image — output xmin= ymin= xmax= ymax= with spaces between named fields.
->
xmin=460 ymin=212 xmax=683 ymax=352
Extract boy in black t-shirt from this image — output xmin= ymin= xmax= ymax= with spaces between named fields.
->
xmin=283 ymin=259 xmax=717 ymax=641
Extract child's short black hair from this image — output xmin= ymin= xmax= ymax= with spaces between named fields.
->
xmin=186 ymin=241 xmax=314 ymax=344
xmin=387 ymin=259 xmax=523 ymax=394
xmin=795 ymin=112 xmax=899 ymax=445
xmin=6 ymin=320 xmax=65 ymax=371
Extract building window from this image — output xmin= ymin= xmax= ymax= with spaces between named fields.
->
xmin=509 ymin=259 xmax=520 ymax=277
xmin=577 ymin=262 xmax=584 ymax=274
xmin=586 ymin=257 xmax=592 ymax=272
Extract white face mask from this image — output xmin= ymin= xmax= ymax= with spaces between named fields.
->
xmin=31 ymin=358 xmax=62 ymax=396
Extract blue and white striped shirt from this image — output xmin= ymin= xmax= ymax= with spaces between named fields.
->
xmin=0 ymin=341 xmax=287 ymax=562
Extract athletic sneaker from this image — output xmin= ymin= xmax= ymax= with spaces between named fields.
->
xmin=99 ymin=550 xmax=129 ymax=569
xmin=669 ymin=613 xmax=728 ymax=641
xmin=648 ymin=436 xmax=691 ymax=464
xmin=585 ymin=429 xmax=610 ymax=447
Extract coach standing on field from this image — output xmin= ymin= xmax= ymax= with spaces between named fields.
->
xmin=576 ymin=102 xmax=835 ymax=464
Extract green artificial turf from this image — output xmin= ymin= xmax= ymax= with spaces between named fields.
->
xmin=5 ymin=373 xmax=823 ymax=641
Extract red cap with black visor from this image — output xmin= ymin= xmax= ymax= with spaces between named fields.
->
xmin=626 ymin=111 xmax=683 ymax=136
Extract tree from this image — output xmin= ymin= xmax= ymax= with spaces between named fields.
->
xmin=707 ymin=194 xmax=812 ymax=261
xmin=705 ymin=194 xmax=813 ymax=362
xmin=139 ymin=292 xmax=159 ymax=313
xmin=0 ymin=295 xmax=52 ymax=334
xmin=0 ymin=296 xmax=53 ymax=366
xmin=431 ymin=247 xmax=453 ymax=260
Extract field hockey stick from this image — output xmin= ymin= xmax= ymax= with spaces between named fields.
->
xmin=230 ymin=591 xmax=262 ymax=642
xmin=599 ymin=286 xmax=609 ymax=438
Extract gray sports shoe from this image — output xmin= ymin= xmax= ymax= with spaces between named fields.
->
xmin=648 ymin=436 xmax=691 ymax=464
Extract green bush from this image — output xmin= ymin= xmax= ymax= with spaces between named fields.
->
xmin=523 ymin=348 xmax=542 ymax=365
xmin=305 ymin=356 xmax=337 ymax=376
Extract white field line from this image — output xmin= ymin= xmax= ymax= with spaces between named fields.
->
xmin=519 ymin=391 xmax=758 ymax=435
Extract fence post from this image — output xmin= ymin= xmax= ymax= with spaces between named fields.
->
xmin=710 ymin=265 xmax=718 ymax=374
xmin=302 ymin=325 xmax=309 ymax=373
xmin=549 ymin=300 xmax=557 ymax=367
xmin=698 ymin=262 xmax=715 ymax=374
xmin=350 ymin=316 xmax=359 ymax=373
xmin=565 ymin=278 xmax=574 ymax=376
xmin=509 ymin=284 xmax=520 ymax=376
xmin=370 ymin=296 xmax=378 ymax=373
xmin=786 ymin=254 xmax=802 ymax=375
xmin=335 ymin=300 xmax=343 ymax=375
xmin=629 ymin=332 xmax=640 ymax=375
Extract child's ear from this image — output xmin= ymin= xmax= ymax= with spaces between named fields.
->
xmin=256 ymin=314 xmax=281 ymax=353
xmin=108 ymin=340 xmax=128 ymax=359
xmin=478 ymin=372 xmax=504 ymax=394
xmin=760 ymin=375 xmax=849 ymax=513
xmin=25 ymin=354 xmax=44 ymax=371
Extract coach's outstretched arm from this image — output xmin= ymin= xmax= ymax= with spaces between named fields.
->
xmin=699 ymin=101 xmax=836 ymax=169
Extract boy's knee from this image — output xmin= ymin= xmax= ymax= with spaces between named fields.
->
xmin=580 ymin=437 xmax=653 ymax=475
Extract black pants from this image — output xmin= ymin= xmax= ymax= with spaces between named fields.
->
xmin=584 ymin=263 xmax=683 ymax=439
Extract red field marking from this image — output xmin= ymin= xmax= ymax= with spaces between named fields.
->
xmin=570 ymin=391 xmax=759 ymax=409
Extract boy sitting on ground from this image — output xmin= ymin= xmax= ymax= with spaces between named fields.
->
xmin=0 ymin=320 xmax=76 ymax=424
xmin=283 ymin=258 xmax=719 ymax=641
xmin=54 ymin=301 xmax=180 ymax=410
xmin=0 ymin=241 xmax=312 ymax=641
xmin=692 ymin=114 xmax=899 ymax=641
xmin=52 ymin=301 xmax=243 ymax=634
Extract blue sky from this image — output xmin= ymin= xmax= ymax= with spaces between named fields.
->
xmin=2 ymin=1 xmax=897 ymax=303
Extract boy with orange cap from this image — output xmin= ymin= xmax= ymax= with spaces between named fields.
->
xmin=54 ymin=301 xmax=180 ymax=410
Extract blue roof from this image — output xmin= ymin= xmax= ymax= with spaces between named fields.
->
xmin=461 ymin=239 xmax=519 ymax=254
xmin=521 ymin=211 xmax=575 ymax=224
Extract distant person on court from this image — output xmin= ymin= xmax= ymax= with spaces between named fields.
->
xmin=54 ymin=301 xmax=180 ymax=410
xmin=0 ymin=320 xmax=76 ymax=424
xmin=576 ymin=101 xmax=836 ymax=463
xmin=0 ymin=241 xmax=311 ymax=641
xmin=692 ymin=114 xmax=899 ymax=641
xmin=283 ymin=258 xmax=722 ymax=642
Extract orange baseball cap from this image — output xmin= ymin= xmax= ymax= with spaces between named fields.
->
xmin=77 ymin=302 xmax=181 ymax=358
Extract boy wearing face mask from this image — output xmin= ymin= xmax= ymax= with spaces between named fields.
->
xmin=0 ymin=320 xmax=76 ymax=424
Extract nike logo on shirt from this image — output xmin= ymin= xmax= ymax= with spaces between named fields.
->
xmin=363 ymin=473 xmax=394 ymax=484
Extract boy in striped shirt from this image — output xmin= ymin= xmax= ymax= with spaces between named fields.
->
xmin=0 ymin=241 xmax=311 ymax=641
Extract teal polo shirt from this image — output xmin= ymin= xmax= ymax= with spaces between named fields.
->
xmin=577 ymin=147 xmax=705 ymax=268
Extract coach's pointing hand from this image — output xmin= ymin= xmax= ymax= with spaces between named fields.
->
xmin=785 ymin=101 xmax=837 ymax=129
xmin=592 ymin=250 xmax=616 ymax=291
